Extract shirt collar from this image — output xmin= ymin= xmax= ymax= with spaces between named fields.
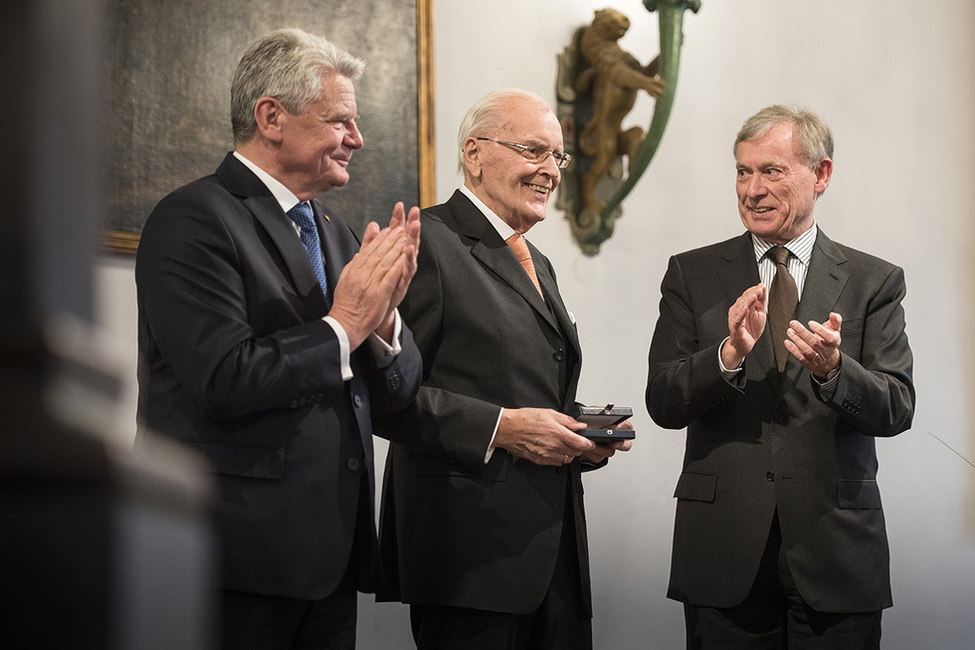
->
xmin=751 ymin=223 xmax=817 ymax=266
xmin=233 ymin=151 xmax=303 ymax=213
xmin=460 ymin=185 xmax=517 ymax=242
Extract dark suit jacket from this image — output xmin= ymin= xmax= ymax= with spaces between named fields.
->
xmin=135 ymin=153 xmax=422 ymax=600
xmin=378 ymin=190 xmax=594 ymax=616
xmin=647 ymin=230 xmax=915 ymax=613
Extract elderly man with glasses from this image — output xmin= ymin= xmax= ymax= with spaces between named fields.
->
xmin=377 ymin=89 xmax=632 ymax=650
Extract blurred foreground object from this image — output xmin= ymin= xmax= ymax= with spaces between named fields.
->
xmin=0 ymin=1 xmax=215 ymax=647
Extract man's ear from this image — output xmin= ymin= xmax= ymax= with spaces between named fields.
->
xmin=462 ymin=137 xmax=483 ymax=179
xmin=254 ymin=97 xmax=285 ymax=144
xmin=814 ymin=157 xmax=833 ymax=195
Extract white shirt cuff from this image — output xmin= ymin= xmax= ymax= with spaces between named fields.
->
xmin=484 ymin=408 xmax=503 ymax=463
xmin=323 ymin=315 xmax=353 ymax=381
xmin=367 ymin=310 xmax=403 ymax=368
xmin=718 ymin=336 xmax=743 ymax=380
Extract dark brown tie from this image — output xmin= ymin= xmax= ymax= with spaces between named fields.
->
xmin=767 ymin=246 xmax=798 ymax=372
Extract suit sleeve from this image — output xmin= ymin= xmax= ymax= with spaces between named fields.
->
xmin=380 ymin=224 xmax=501 ymax=470
xmin=362 ymin=320 xmax=423 ymax=416
xmin=817 ymin=265 xmax=915 ymax=437
xmin=646 ymin=254 xmax=744 ymax=430
xmin=137 ymin=189 xmax=348 ymax=420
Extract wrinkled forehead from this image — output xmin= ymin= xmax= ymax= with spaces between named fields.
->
xmin=495 ymin=99 xmax=563 ymax=147
xmin=736 ymin=123 xmax=804 ymax=163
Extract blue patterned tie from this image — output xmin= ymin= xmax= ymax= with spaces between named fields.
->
xmin=287 ymin=202 xmax=330 ymax=304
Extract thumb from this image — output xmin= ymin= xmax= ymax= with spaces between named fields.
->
xmin=829 ymin=312 xmax=843 ymax=331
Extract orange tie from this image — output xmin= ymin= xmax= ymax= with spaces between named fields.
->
xmin=506 ymin=233 xmax=543 ymax=299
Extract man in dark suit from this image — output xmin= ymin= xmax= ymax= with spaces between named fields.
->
xmin=647 ymin=105 xmax=915 ymax=648
xmin=135 ymin=28 xmax=422 ymax=649
xmin=378 ymin=89 xmax=632 ymax=650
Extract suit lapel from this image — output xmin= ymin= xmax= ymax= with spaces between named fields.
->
xmin=217 ymin=153 xmax=329 ymax=316
xmin=450 ymin=193 xmax=561 ymax=333
xmin=796 ymin=230 xmax=848 ymax=328
xmin=252 ymin=195 xmax=330 ymax=315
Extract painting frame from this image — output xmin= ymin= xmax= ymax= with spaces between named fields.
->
xmin=101 ymin=0 xmax=435 ymax=255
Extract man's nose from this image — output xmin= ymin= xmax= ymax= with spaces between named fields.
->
xmin=539 ymin=152 xmax=561 ymax=183
xmin=346 ymin=122 xmax=364 ymax=149
xmin=744 ymin=174 xmax=767 ymax=196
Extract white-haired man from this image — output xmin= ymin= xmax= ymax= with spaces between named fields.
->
xmin=379 ymin=89 xmax=632 ymax=650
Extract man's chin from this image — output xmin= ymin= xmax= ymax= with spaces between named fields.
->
xmin=322 ymin=173 xmax=350 ymax=192
xmin=519 ymin=209 xmax=547 ymax=229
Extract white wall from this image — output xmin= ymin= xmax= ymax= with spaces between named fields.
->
xmin=95 ymin=1 xmax=975 ymax=647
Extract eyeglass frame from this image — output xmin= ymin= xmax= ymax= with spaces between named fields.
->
xmin=475 ymin=137 xmax=572 ymax=169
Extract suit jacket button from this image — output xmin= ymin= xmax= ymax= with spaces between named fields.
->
xmin=347 ymin=457 xmax=361 ymax=471
xmin=766 ymin=471 xmax=775 ymax=482
xmin=353 ymin=394 xmax=364 ymax=408
xmin=553 ymin=348 xmax=565 ymax=362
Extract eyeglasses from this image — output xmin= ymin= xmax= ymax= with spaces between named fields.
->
xmin=475 ymin=137 xmax=572 ymax=169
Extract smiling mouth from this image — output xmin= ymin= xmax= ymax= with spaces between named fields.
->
xmin=526 ymin=183 xmax=550 ymax=195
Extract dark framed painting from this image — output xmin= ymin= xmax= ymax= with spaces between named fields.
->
xmin=102 ymin=0 xmax=435 ymax=254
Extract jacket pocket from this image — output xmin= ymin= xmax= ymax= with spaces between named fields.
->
xmin=673 ymin=472 xmax=717 ymax=503
xmin=187 ymin=440 xmax=286 ymax=480
xmin=837 ymin=479 xmax=882 ymax=509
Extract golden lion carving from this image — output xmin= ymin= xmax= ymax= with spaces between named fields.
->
xmin=576 ymin=8 xmax=663 ymax=211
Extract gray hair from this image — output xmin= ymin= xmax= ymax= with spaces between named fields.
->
xmin=231 ymin=28 xmax=365 ymax=144
xmin=456 ymin=88 xmax=549 ymax=173
xmin=733 ymin=104 xmax=834 ymax=170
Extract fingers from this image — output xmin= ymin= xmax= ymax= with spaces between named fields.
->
xmin=329 ymin=231 xmax=409 ymax=346
xmin=495 ymin=408 xmax=595 ymax=466
xmin=729 ymin=284 xmax=767 ymax=325
xmin=387 ymin=202 xmax=420 ymax=237
xmin=583 ymin=438 xmax=633 ymax=464
xmin=613 ymin=439 xmax=634 ymax=451
xmin=786 ymin=316 xmax=842 ymax=375
xmin=733 ymin=284 xmax=764 ymax=309
xmin=362 ymin=206 xmax=421 ymax=283
xmin=361 ymin=204 xmax=420 ymax=292
xmin=360 ymin=220 xmax=381 ymax=247
xmin=327 ymin=204 xmax=421 ymax=348
xmin=359 ymin=227 xmax=408 ymax=284
xmin=389 ymin=209 xmax=420 ymax=307
xmin=388 ymin=201 xmax=405 ymax=230
xmin=551 ymin=412 xmax=592 ymax=457
xmin=827 ymin=312 xmax=843 ymax=332
xmin=725 ymin=284 xmax=768 ymax=366
xmin=789 ymin=316 xmax=841 ymax=350
xmin=744 ymin=284 xmax=767 ymax=309
xmin=405 ymin=205 xmax=421 ymax=241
